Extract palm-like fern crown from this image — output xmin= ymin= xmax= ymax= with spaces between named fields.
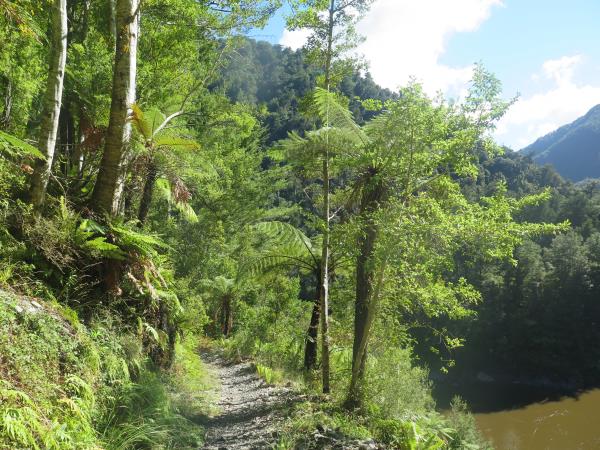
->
xmin=242 ymin=221 xmax=321 ymax=276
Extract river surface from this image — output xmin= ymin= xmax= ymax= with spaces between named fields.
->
xmin=435 ymin=380 xmax=600 ymax=450
xmin=474 ymin=389 xmax=600 ymax=450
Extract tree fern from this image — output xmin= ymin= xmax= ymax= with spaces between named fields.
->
xmin=241 ymin=222 xmax=320 ymax=277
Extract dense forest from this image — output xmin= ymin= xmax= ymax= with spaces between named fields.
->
xmin=1 ymin=1 xmax=599 ymax=449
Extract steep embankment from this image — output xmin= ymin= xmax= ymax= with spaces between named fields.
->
xmin=0 ymin=288 xmax=205 ymax=449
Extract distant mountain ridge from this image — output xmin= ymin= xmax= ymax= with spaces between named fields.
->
xmin=522 ymin=105 xmax=600 ymax=182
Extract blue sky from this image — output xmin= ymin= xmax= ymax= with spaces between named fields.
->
xmin=249 ymin=0 xmax=600 ymax=149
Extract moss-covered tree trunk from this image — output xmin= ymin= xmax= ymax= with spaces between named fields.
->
xmin=28 ymin=0 xmax=67 ymax=210
xmin=91 ymin=0 xmax=139 ymax=215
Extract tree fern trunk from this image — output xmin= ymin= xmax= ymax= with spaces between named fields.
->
xmin=91 ymin=0 xmax=139 ymax=215
xmin=28 ymin=0 xmax=67 ymax=210
xmin=137 ymin=160 xmax=157 ymax=225
xmin=304 ymin=292 xmax=321 ymax=371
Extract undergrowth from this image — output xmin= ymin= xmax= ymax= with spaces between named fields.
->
xmin=0 ymin=289 xmax=207 ymax=449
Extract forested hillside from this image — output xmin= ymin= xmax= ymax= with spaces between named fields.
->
xmin=213 ymin=38 xmax=397 ymax=142
xmin=523 ymin=104 xmax=600 ymax=182
xmin=1 ymin=1 xmax=597 ymax=449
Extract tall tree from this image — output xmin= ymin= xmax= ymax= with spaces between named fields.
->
xmin=28 ymin=0 xmax=67 ymax=209
xmin=287 ymin=0 xmax=373 ymax=394
xmin=343 ymin=69 xmax=527 ymax=406
xmin=91 ymin=0 xmax=140 ymax=215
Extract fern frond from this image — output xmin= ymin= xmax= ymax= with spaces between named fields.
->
xmin=155 ymin=178 xmax=172 ymax=203
xmin=110 ymin=224 xmax=169 ymax=258
xmin=313 ymin=87 xmax=368 ymax=144
xmin=241 ymin=253 xmax=314 ymax=277
xmin=154 ymin=135 xmax=200 ymax=151
xmin=252 ymin=221 xmax=314 ymax=257
xmin=175 ymin=202 xmax=199 ymax=223
xmin=82 ymin=237 xmax=127 ymax=260
xmin=0 ymin=131 xmax=44 ymax=159
xmin=131 ymin=105 xmax=166 ymax=141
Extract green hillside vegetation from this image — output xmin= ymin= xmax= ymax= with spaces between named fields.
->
xmin=213 ymin=38 xmax=397 ymax=143
xmin=3 ymin=0 xmax=600 ymax=449
xmin=523 ymin=104 xmax=600 ymax=182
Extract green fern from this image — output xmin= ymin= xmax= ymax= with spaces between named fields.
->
xmin=0 ymin=130 xmax=44 ymax=159
xmin=313 ymin=87 xmax=368 ymax=144
xmin=252 ymin=221 xmax=314 ymax=255
xmin=241 ymin=222 xmax=320 ymax=276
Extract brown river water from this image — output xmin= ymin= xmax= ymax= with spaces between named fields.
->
xmin=474 ymin=389 xmax=600 ymax=450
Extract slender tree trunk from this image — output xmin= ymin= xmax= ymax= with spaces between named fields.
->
xmin=91 ymin=0 xmax=139 ymax=215
xmin=316 ymin=0 xmax=336 ymax=396
xmin=67 ymin=0 xmax=90 ymax=179
xmin=28 ymin=0 xmax=67 ymax=210
xmin=221 ymin=294 xmax=233 ymax=336
xmin=58 ymin=103 xmax=75 ymax=176
xmin=304 ymin=274 xmax=321 ymax=370
xmin=320 ymin=156 xmax=331 ymax=393
xmin=71 ymin=107 xmax=89 ymax=178
xmin=109 ymin=0 xmax=117 ymax=46
xmin=137 ymin=160 xmax=157 ymax=225
xmin=346 ymin=170 xmax=385 ymax=408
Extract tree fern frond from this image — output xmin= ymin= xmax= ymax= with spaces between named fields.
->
xmin=241 ymin=254 xmax=314 ymax=277
xmin=252 ymin=221 xmax=314 ymax=257
xmin=313 ymin=87 xmax=368 ymax=144
xmin=131 ymin=104 xmax=166 ymax=140
xmin=155 ymin=178 xmax=172 ymax=203
xmin=154 ymin=135 xmax=200 ymax=151
xmin=175 ymin=202 xmax=199 ymax=223
xmin=110 ymin=224 xmax=169 ymax=257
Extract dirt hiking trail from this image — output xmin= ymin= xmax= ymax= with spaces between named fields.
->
xmin=199 ymin=351 xmax=302 ymax=449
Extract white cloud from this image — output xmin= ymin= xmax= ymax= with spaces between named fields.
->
xmin=356 ymin=0 xmax=502 ymax=95
xmin=279 ymin=28 xmax=311 ymax=50
xmin=542 ymin=55 xmax=582 ymax=87
xmin=279 ymin=0 xmax=502 ymax=95
xmin=496 ymin=55 xmax=600 ymax=149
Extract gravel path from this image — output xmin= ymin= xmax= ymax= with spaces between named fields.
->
xmin=200 ymin=351 xmax=302 ymax=449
